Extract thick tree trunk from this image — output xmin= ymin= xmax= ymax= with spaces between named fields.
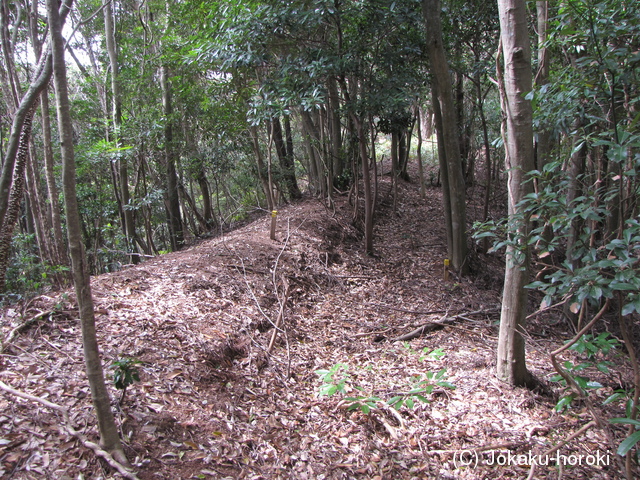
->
xmin=422 ymin=0 xmax=468 ymax=274
xmin=0 ymin=106 xmax=36 ymax=292
xmin=47 ymin=0 xmax=128 ymax=465
xmin=496 ymin=0 xmax=535 ymax=387
xmin=0 ymin=46 xmax=54 ymax=233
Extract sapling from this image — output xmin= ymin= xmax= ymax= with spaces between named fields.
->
xmin=111 ymin=357 xmax=141 ymax=405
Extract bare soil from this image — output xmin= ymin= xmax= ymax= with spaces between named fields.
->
xmin=0 ymin=167 xmax=635 ymax=479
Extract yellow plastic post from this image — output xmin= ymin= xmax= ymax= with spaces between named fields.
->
xmin=270 ymin=210 xmax=278 ymax=240
xmin=443 ymin=258 xmax=450 ymax=281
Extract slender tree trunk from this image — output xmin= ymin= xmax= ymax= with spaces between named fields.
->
xmin=422 ymin=0 xmax=468 ymax=274
xmin=249 ymin=124 xmax=275 ymax=211
xmin=160 ymin=64 xmax=183 ymax=251
xmin=25 ymin=144 xmax=54 ymax=264
xmin=355 ymin=115 xmax=373 ymax=255
xmin=282 ymin=114 xmax=302 ymax=199
xmin=301 ymin=110 xmax=325 ymax=198
xmin=496 ymin=0 xmax=535 ymax=387
xmin=432 ymin=88 xmax=453 ymax=257
xmin=271 ymin=117 xmax=302 ymax=200
xmin=47 ymin=0 xmax=128 ymax=464
xmin=328 ymin=76 xmax=343 ymax=179
xmin=534 ymin=0 xmax=551 ymax=171
xmin=391 ymin=131 xmax=399 ymax=212
xmin=104 ymin=0 xmax=138 ymax=263
xmin=197 ymin=172 xmax=215 ymax=229
xmin=415 ymin=105 xmax=426 ymax=199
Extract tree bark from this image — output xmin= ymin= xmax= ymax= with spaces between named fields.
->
xmin=422 ymin=0 xmax=468 ymax=274
xmin=0 ymin=106 xmax=36 ymax=292
xmin=47 ymin=0 xmax=128 ymax=464
xmin=496 ymin=0 xmax=535 ymax=387
xmin=355 ymin=115 xmax=374 ymax=255
xmin=104 ymin=0 xmax=138 ymax=263
xmin=534 ymin=1 xmax=551 ymax=171
xmin=249 ymin=124 xmax=275 ymax=211
xmin=271 ymin=117 xmax=302 ymax=200
xmin=327 ymin=76 xmax=343 ymax=179
xmin=160 ymin=64 xmax=184 ymax=251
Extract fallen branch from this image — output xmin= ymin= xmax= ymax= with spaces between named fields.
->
xmin=427 ymin=441 xmax=526 ymax=455
xmin=527 ymin=421 xmax=597 ymax=480
xmin=267 ymin=279 xmax=291 ymax=354
xmin=1 ymin=310 xmax=52 ymax=354
xmin=369 ymin=303 xmax=447 ymax=315
xmin=390 ymin=309 xmax=497 ymax=342
xmin=0 ymin=381 xmax=138 ymax=480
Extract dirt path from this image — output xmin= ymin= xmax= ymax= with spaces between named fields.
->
xmin=0 ymin=169 xmax=630 ymax=479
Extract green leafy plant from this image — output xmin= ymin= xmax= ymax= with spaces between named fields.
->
xmin=315 ymin=363 xmax=349 ymax=397
xmin=609 ymin=417 xmax=640 ymax=457
xmin=388 ymin=369 xmax=455 ymax=410
xmin=343 ymin=388 xmax=382 ymax=414
xmin=316 ymin=363 xmax=456 ymax=414
xmin=111 ymin=357 xmax=142 ymax=404
xmin=420 ymin=347 xmax=447 ymax=361
xmin=551 ymin=333 xmax=619 ymax=411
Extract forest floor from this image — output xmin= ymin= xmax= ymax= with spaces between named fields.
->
xmin=0 ymin=165 xmax=636 ymax=480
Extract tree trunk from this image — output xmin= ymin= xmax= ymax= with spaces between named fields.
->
xmin=0 ymin=44 xmax=55 ymax=233
xmin=283 ymin=114 xmax=302 ymax=199
xmin=250 ymin=124 xmax=275 ymax=211
xmin=422 ymin=0 xmax=468 ymax=274
xmin=415 ymin=105 xmax=426 ymax=199
xmin=355 ymin=115 xmax=374 ymax=255
xmin=300 ymin=110 xmax=325 ymax=198
xmin=496 ymin=0 xmax=535 ymax=387
xmin=160 ymin=64 xmax=184 ymax=251
xmin=47 ymin=0 xmax=128 ymax=464
xmin=0 ymin=106 xmax=36 ymax=292
xmin=271 ymin=117 xmax=302 ymax=200
xmin=104 ymin=0 xmax=138 ymax=263
xmin=432 ymin=88 xmax=453 ymax=257
xmin=328 ymin=76 xmax=343 ymax=179
xmin=534 ymin=1 xmax=551 ymax=171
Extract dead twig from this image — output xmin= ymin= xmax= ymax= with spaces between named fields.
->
xmin=0 ymin=380 xmax=138 ymax=480
xmin=549 ymin=299 xmax=629 ymax=477
xmin=369 ymin=303 xmax=447 ymax=315
xmin=267 ymin=279 xmax=291 ymax=354
xmin=1 ymin=310 xmax=52 ymax=354
xmin=390 ymin=309 xmax=497 ymax=342
xmin=527 ymin=421 xmax=597 ymax=480
xmin=427 ymin=441 xmax=526 ymax=455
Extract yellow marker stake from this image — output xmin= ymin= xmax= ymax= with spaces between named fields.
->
xmin=444 ymin=258 xmax=450 ymax=281
xmin=270 ymin=210 xmax=278 ymax=240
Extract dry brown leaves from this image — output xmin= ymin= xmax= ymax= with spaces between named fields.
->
xmin=0 ymin=168 xmax=634 ymax=479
